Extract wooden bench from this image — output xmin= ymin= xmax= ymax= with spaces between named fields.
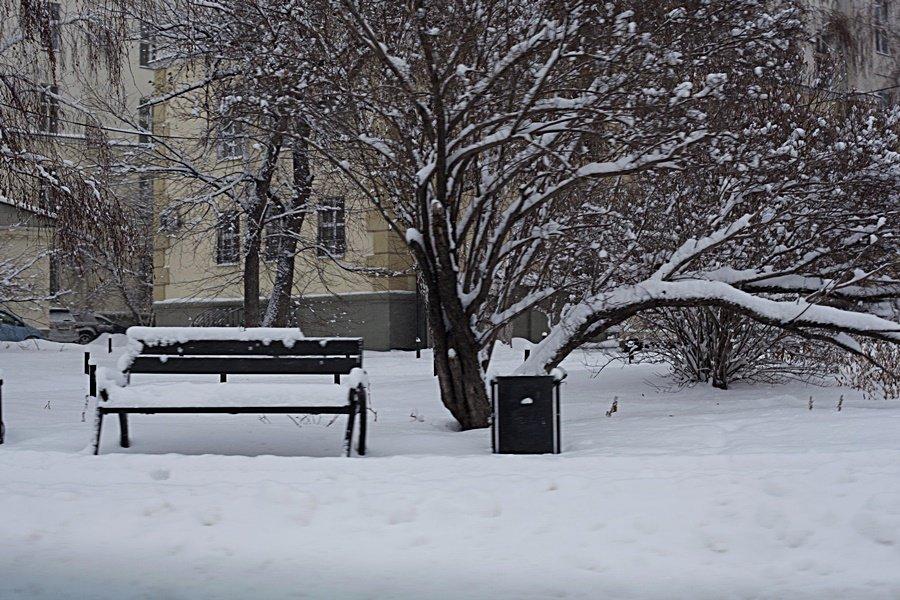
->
xmin=93 ymin=328 xmax=367 ymax=457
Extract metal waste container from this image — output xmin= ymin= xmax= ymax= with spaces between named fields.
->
xmin=491 ymin=375 xmax=561 ymax=454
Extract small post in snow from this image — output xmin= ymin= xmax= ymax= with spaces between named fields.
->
xmin=524 ymin=348 xmax=531 ymax=362
xmin=0 ymin=370 xmax=5 ymax=444
xmin=83 ymin=351 xmax=90 ymax=375
xmin=108 ymin=336 xmax=113 ymax=353
xmin=415 ymin=337 xmax=421 ymax=359
xmin=89 ymin=362 xmax=97 ymax=398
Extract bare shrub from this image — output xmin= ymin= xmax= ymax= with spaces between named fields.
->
xmin=633 ymin=307 xmax=835 ymax=389
xmin=838 ymin=342 xmax=900 ymax=400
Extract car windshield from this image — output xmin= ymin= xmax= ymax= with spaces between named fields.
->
xmin=0 ymin=310 xmax=24 ymax=326
xmin=50 ymin=310 xmax=76 ymax=323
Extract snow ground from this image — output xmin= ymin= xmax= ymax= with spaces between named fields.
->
xmin=1 ymin=336 xmax=899 ymax=599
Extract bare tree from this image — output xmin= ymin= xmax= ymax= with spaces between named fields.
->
xmin=1 ymin=0 xmax=142 ymax=315
xmin=521 ymin=89 xmax=900 ymax=378
xmin=122 ymin=0 xmax=363 ymax=327
xmin=305 ymin=0 xmax=809 ymax=428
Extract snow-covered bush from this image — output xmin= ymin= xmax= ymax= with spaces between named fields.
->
xmin=633 ymin=308 xmax=834 ymax=389
xmin=838 ymin=342 xmax=900 ymax=400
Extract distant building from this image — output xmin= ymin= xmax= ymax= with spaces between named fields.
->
xmin=806 ymin=0 xmax=898 ymax=104
xmin=1 ymin=0 xmax=156 ymax=328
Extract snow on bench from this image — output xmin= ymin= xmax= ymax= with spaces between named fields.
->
xmin=92 ymin=327 xmax=369 ymax=457
xmin=97 ymin=381 xmax=356 ymax=409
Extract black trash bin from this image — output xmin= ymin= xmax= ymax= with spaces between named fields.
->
xmin=491 ymin=375 xmax=562 ymax=454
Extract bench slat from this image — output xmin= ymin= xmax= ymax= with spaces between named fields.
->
xmin=138 ymin=338 xmax=362 ymax=357
xmin=99 ymin=405 xmax=353 ymax=415
xmin=129 ymin=356 xmax=361 ymax=375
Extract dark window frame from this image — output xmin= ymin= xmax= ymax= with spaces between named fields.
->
xmin=138 ymin=21 xmax=156 ymax=67
xmin=215 ymin=211 xmax=241 ymax=265
xmin=38 ymin=84 xmax=59 ymax=134
xmin=138 ymin=98 xmax=152 ymax=144
xmin=48 ymin=2 xmax=61 ymax=52
xmin=218 ymin=121 xmax=244 ymax=161
xmin=874 ymin=1 xmax=891 ymax=55
xmin=263 ymin=205 xmax=283 ymax=261
xmin=317 ymin=196 xmax=346 ymax=258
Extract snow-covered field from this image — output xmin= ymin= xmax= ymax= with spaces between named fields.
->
xmin=1 ymin=337 xmax=899 ymax=599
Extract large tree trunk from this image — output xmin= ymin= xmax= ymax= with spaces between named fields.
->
xmin=422 ymin=269 xmax=492 ymax=430
xmin=242 ymin=203 xmax=265 ymax=327
xmin=243 ymin=129 xmax=284 ymax=327
xmin=262 ymin=122 xmax=311 ymax=327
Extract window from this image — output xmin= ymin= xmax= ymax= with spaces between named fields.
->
xmin=159 ymin=208 xmax=181 ymax=234
xmin=49 ymin=254 xmax=60 ymax=295
xmin=138 ymin=98 xmax=152 ymax=144
xmin=875 ymin=0 xmax=890 ymax=22
xmin=136 ymin=174 xmax=154 ymax=227
xmin=38 ymin=84 xmax=59 ymax=133
xmin=263 ymin=206 xmax=283 ymax=261
xmin=48 ymin=2 xmax=61 ymax=52
xmin=875 ymin=28 xmax=890 ymax=54
xmin=0 ymin=310 xmax=25 ymax=327
xmin=317 ymin=197 xmax=346 ymax=257
xmin=218 ymin=121 xmax=244 ymax=160
xmin=139 ymin=21 xmax=156 ymax=67
xmin=875 ymin=1 xmax=891 ymax=55
xmin=38 ymin=179 xmax=59 ymax=212
xmin=215 ymin=211 xmax=240 ymax=264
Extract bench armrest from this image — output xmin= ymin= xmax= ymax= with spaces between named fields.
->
xmin=346 ymin=367 xmax=369 ymax=389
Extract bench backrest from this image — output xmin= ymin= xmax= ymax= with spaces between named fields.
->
xmin=128 ymin=337 xmax=363 ymax=376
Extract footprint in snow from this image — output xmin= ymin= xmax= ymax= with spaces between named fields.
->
xmin=150 ymin=468 xmax=170 ymax=481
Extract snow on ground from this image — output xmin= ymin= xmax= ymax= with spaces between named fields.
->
xmin=1 ymin=336 xmax=899 ymax=599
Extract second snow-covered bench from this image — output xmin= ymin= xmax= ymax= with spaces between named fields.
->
xmin=93 ymin=327 xmax=367 ymax=456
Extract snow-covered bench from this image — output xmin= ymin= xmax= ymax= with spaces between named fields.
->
xmin=92 ymin=327 xmax=368 ymax=456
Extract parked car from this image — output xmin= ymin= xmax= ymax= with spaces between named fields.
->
xmin=47 ymin=307 xmax=130 ymax=344
xmin=47 ymin=307 xmax=79 ymax=343
xmin=0 ymin=308 xmax=44 ymax=342
xmin=72 ymin=312 xmax=128 ymax=344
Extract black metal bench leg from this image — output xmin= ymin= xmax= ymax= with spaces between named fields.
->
xmin=118 ymin=413 xmax=130 ymax=448
xmin=343 ymin=395 xmax=358 ymax=457
xmin=357 ymin=386 xmax=367 ymax=456
xmin=93 ymin=410 xmax=104 ymax=455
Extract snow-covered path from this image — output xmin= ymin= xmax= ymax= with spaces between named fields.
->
xmin=1 ymin=338 xmax=899 ymax=598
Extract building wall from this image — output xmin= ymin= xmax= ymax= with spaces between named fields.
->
xmin=806 ymin=0 xmax=899 ymax=103
xmin=1 ymin=1 xmax=158 ymax=321
xmin=148 ymin=63 xmax=419 ymax=345
xmin=0 ymin=204 xmax=54 ymax=329
xmin=153 ymin=290 xmax=423 ymax=351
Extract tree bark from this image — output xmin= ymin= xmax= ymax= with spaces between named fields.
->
xmin=242 ymin=202 xmax=265 ymax=327
xmin=422 ymin=267 xmax=492 ymax=430
xmin=262 ymin=122 xmax=311 ymax=327
xmin=243 ymin=128 xmax=283 ymax=327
